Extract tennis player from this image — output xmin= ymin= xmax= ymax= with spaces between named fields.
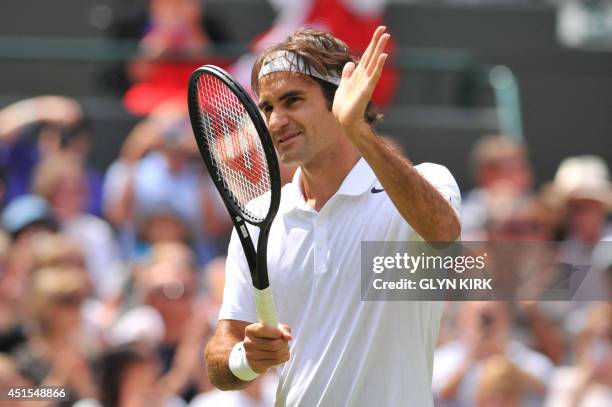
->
xmin=205 ymin=26 xmax=461 ymax=406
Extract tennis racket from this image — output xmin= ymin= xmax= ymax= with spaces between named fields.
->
xmin=187 ymin=65 xmax=281 ymax=327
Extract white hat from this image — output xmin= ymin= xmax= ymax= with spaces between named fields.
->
xmin=553 ymin=155 xmax=612 ymax=208
xmin=107 ymin=306 xmax=165 ymax=347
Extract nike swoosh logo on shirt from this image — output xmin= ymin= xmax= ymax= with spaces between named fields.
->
xmin=371 ymin=186 xmax=385 ymax=194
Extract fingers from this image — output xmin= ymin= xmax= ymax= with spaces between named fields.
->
xmin=360 ymin=26 xmax=386 ymax=69
xmin=243 ymin=322 xmax=292 ymax=373
xmin=245 ymin=345 xmax=290 ymax=362
xmin=245 ymin=322 xmax=283 ymax=339
xmin=245 ymin=334 xmax=287 ymax=352
xmin=279 ymin=323 xmax=292 ymax=341
xmin=342 ymin=61 xmax=356 ymax=80
xmin=248 ymin=350 xmax=290 ymax=373
xmin=370 ymin=53 xmax=388 ymax=86
xmin=367 ymin=34 xmax=390 ymax=76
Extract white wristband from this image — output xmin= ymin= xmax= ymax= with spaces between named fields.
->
xmin=228 ymin=341 xmax=259 ymax=381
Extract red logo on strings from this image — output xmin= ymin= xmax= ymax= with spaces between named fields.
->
xmin=199 ymin=78 xmax=264 ymax=186
xmin=215 ymin=121 xmax=263 ymax=185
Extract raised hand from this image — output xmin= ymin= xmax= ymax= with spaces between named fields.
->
xmin=332 ymin=26 xmax=390 ymax=135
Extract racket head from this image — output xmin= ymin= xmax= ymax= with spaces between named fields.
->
xmin=187 ymin=65 xmax=281 ymax=226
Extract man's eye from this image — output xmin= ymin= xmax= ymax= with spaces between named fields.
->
xmin=286 ymin=97 xmax=300 ymax=106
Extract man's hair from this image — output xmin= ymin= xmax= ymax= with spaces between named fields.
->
xmin=251 ymin=28 xmax=382 ymax=126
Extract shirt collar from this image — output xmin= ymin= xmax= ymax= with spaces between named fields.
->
xmin=335 ymin=158 xmax=378 ymax=196
xmin=284 ymin=158 xmax=377 ymax=213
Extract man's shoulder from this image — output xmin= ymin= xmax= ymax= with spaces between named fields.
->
xmin=414 ymin=163 xmax=461 ymax=214
xmin=414 ymin=162 xmax=456 ymax=183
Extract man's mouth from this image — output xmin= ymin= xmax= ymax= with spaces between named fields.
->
xmin=277 ymin=131 xmax=300 ymax=144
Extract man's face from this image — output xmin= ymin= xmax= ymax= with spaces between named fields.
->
xmin=257 ymin=72 xmax=340 ymax=166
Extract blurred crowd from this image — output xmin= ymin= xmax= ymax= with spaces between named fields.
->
xmin=430 ymin=135 xmax=612 ymax=407
xmin=0 ymin=0 xmax=611 ymax=406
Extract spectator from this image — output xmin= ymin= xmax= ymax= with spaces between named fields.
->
xmin=485 ymin=193 xmax=559 ymax=242
xmin=137 ymin=207 xmax=196 ymax=261
xmin=130 ymin=247 xmax=210 ymax=402
xmin=57 ymin=119 xmax=106 ymax=217
xmin=481 ymin=193 xmax=567 ymax=364
xmin=30 ymin=232 xmax=86 ymax=272
xmin=476 ymin=355 xmax=523 ymax=407
xmin=545 ymin=303 xmax=612 ymax=406
xmin=189 ymin=256 xmax=227 ymax=396
xmin=1 ymin=193 xmax=57 ymax=242
xmin=201 ymin=256 xmax=226 ymax=331
xmin=33 ymin=152 xmax=122 ymax=298
xmin=103 ymin=108 xmax=230 ymax=266
xmin=553 ymin=155 xmax=612 ymax=269
xmin=539 ymin=154 xmax=612 ymax=347
xmin=0 ymin=96 xmax=103 ymax=215
xmin=150 ymin=241 xmax=197 ymax=270
xmin=433 ymin=301 xmax=554 ymax=407
xmin=0 ymin=232 xmax=11 ymax=350
xmin=461 ymin=135 xmax=533 ymax=238
xmin=102 ymin=303 xmax=209 ymax=405
xmin=482 ymin=194 xmax=561 ymax=301
xmin=12 ymin=267 xmax=98 ymax=405
xmin=0 ymin=195 xmax=58 ymax=352
xmin=90 ymin=345 xmax=186 ymax=407
xmin=103 ymin=114 xmax=163 ymax=260
xmin=107 ymin=305 xmax=165 ymax=351
xmin=591 ymin=239 xmax=612 ymax=301
xmin=0 ymin=354 xmax=30 ymax=388
xmin=138 ymin=255 xmax=198 ymax=366
xmin=28 ymin=232 xmax=120 ymax=334
xmin=103 ymin=0 xmax=231 ymax=114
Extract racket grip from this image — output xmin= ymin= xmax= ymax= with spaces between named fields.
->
xmin=253 ymin=287 xmax=278 ymax=327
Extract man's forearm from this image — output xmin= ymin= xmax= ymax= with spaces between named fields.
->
xmin=347 ymin=125 xmax=460 ymax=241
xmin=204 ymin=321 xmax=250 ymax=391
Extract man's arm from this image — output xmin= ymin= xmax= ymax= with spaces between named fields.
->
xmin=205 ymin=319 xmax=251 ymax=390
xmin=205 ymin=319 xmax=292 ymax=391
xmin=332 ymin=27 xmax=460 ymax=241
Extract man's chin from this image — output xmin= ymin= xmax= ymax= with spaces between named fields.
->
xmin=279 ymin=153 xmax=304 ymax=167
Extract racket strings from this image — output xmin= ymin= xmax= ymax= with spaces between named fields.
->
xmin=195 ymin=74 xmax=272 ymax=222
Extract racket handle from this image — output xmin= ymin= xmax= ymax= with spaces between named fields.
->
xmin=253 ymin=287 xmax=278 ymax=327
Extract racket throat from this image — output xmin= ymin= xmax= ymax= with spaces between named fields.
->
xmin=231 ymin=214 xmax=271 ymax=290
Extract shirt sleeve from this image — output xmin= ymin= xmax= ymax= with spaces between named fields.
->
xmin=415 ymin=163 xmax=462 ymax=221
xmin=217 ymin=229 xmax=258 ymax=323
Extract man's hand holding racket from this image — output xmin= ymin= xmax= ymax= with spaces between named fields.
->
xmin=243 ymin=323 xmax=292 ymax=373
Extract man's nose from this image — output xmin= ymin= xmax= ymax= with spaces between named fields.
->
xmin=268 ymin=109 xmax=289 ymax=133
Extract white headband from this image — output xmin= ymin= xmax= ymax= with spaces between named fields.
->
xmin=258 ymin=50 xmax=341 ymax=86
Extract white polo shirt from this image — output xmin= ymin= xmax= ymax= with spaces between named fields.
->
xmin=219 ymin=158 xmax=461 ymax=407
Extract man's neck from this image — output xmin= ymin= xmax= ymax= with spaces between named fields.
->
xmin=300 ymin=142 xmax=360 ymax=212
